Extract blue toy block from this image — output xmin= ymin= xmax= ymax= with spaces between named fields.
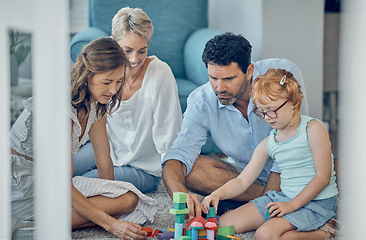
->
xmin=175 ymin=223 xmax=184 ymax=239
xmin=157 ymin=231 xmax=175 ymax=240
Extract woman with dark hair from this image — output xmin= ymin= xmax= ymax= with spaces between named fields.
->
xmin=11 ymin=37 xmax=155 ymax=240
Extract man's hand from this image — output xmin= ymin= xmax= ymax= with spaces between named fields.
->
xmin=186 ymin=193 xmax=203 ymax=220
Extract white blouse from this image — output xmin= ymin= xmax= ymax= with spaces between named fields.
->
xmin=70 ymin=101 xmax=102 ymax=156
xmin=107 ymin=56 xmax=182 ymax=177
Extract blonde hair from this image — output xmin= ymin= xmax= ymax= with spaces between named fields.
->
xmin=71 ymin=37 xmax=128 ymax=117
xmin=111 ymin=7 xmax=153 ymax=43
xmin=251 ymin=68 xmax=303 ymax=126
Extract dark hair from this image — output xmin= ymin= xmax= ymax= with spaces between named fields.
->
xmin=71 ymin=37 xmax=129 ymax=117
xmin=202 ymin=32 xmax=252 ymax=73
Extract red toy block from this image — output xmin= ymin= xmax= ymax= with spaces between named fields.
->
xmin=142 ymin=227 xmax=153 ymax=237
xmin=207 ymin=217 xmax=217 ymax=224
xmin=186 ymin=215 xmax=207 ymax=230
xmin=152 ymin=229 xmax=163 ymax=237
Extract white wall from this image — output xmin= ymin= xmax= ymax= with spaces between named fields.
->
xmin=208 ymin=0 xmax=263 ymax=61
xmin=208 ymin=0 xmax=324 ymax=119
xmin=261 ymin=0 xmax=324 ymax=119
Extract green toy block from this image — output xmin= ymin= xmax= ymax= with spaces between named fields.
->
xmin=207 ymin=206 xmax=216 ymax=218
xmin=175 ymin=214 xmax=185 ymax=223
xmin=217 ymin=225 xmax=235 ymax=236
xmin=216 ymin=235 xmax=231 ymax=240
xmin=174 ymin=202 xmax=186 ymax=210
xmin=173 ymin=192 xmax=187 ymax=203
xmin=185 ymin=228 xmax=191 ymax=236
xmin=178 ymin=236 xmax=191 ymax=240
xmin=170 ymin=208 xmax=190 ymax=215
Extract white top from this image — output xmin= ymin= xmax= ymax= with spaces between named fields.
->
xmin=70 ymin=101 xmax=101 ymax=156
xmin=10 ymin=98 xmax=101 ymax=158
xmin=107 ymin=56 xmax=182 ymax=177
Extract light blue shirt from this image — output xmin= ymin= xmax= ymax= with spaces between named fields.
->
xmin=163 ymin=58 xmax=309 ymax=183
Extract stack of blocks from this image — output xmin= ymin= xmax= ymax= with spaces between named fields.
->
xmin=169 ymin=192 xmax=190 ymax=239
xmin=164 ymin=192 xmax=239 ymax=240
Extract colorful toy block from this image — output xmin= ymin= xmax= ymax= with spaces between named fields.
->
xmin=152 ymin=229 xmax=164 ymax=237
xmin=173 ymin=192 xmax=187 ymax=203
xmin=170 ymin=208 xmax=190 ymax=215
xmin=178 ymin=236 xmax=191 ymax=240
xmin=205 ymin=222 xmax=219 ymax=240
xmin=190 ymin=222 xmax=204 ymax=240
xmin=174 ymin=202 xmax=187 ymax=209
xmin=206 ymin=217 xmax=217 ymax=224
xmin=171 ymin=192 xmax=190 ymax=239
xmin=186 ymin=215 xmax=207 ymax=230
xmin=207 ymin=207 xmax=216 ymax=218
xmin=157 ymin=231 xmax=175 ymax=240
xmin=185 ymin=228 xmax=192 ymax=237
xmin=167 ymin=191 xmax=238 ymax=240
xmin=175 ymin=213 xmax=186 ymax=223
xmin=226 ymin=235 xmax=241 ymax=239
xmin=198 ymin=228 xmax=207 ymax=237
xmin=217 ymin=226 xmax=235 ymax=237
xmin=141 ymin=227 xmax=153 ymax=237
xmin=215 ymin=235 xmax=231 ymax=240
xmin=175 ymin=223 xmax=184 ymax=239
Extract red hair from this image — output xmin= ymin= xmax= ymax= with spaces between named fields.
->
xmin=251 ymin=68 xmax=303 ymax=126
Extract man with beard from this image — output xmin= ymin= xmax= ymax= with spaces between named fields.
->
xmin=162 ymin=32 xmax=309 ymax=218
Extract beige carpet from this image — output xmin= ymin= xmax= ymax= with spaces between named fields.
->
xmin=71 ymin=181 xmax=255 ymax=239
xmin=72 ymin=181 xmax=338 ymax=240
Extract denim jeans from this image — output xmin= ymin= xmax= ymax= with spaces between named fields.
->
xmin=73 ymin=141 xmax=161 ymax=193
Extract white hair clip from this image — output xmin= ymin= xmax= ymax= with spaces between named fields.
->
xmin=280 ymin=75 xmax=286 ymax=85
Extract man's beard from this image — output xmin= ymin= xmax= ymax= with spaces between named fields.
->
xmin=215 ymin=76 xmax=249 ymax=105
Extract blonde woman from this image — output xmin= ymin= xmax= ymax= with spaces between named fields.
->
xmin=73 ymin=7 xmax=182 ymax=193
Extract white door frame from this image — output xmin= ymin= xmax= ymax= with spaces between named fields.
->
xmin=0 ymin=0 xmax=70 ymax=239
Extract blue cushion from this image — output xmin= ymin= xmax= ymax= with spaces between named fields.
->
xmin=88 ymin=0 xmax=208 ymax=79
xmin=70 ymin=27 xmax=109 ymax=61
xmin=184 ymin=29 xmax=222 ymax=86
xmin=176 ymin=78 xmax=199 ymax=113
xmin=176 ymin=79 xmax=199 ymax=97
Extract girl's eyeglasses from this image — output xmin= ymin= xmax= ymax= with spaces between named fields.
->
xmin=253 ymin=99 xmax=289 ymax=119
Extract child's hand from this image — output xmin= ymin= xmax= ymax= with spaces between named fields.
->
xmin=265 ymin=201 xmax=296 ymax=217
xmin=201 ymin=194 xmax=219 ymax=214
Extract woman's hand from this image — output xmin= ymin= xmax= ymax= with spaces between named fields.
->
xmin=109 ymin=220 xmax=147 ymax=240
xmin=201 ymin=194 xmax=220 ymax=215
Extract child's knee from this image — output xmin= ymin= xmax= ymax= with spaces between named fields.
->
xmin=255 ymin=225 xmax=273 ymax=240
xmin=218 ymin=211 xmax=234 ymax=228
